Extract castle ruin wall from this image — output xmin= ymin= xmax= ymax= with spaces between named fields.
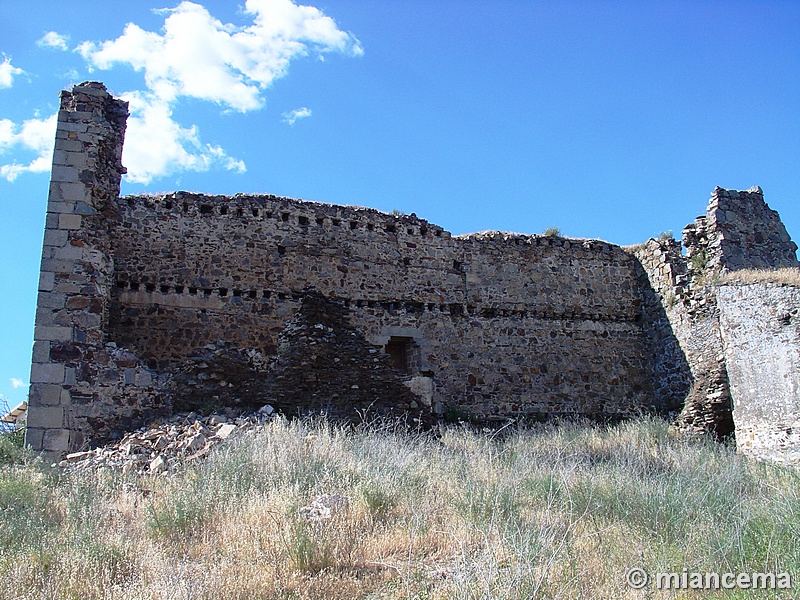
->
xmin=24 ymin=83 xmax=800 ymax=464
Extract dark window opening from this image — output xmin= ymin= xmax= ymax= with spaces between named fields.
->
xmin=298 ymin=215 xmax=309 ymax=226
xmin=130 ymin=282 xmax=140 ymax=291
xmin=277 ymin=245 xmax=286 ymax=255
xmin=407 ymin=228 xmax=414 ymax=235
xmin=220 ymin=206 xmax=228 ymax=215
xmin=160 ymin=285 xmax=170 ymax=294
xmin=282 ymin=212 xmax=290 ymax=222
xmin=252 ymin=208 xmax=259 ymax=217
xmin=350 ymin=221 xmax=358 ymax=230
xmin=367 ymin=223 xmax=375 ymax=231
xmin=332 ymin=218 xmax=341 ymax=226
xmin=316 ymin=217 xmax=325 ymax=226
xmin=386 ymin=223 xmax=396 ymax=233
xmin=175 ymin=285 xmax=185 ymax=293
xmin=219 ymin=288 xmax=228 ymax=297
xmin=384 ymin=336 xmax=421 ymax=375
xmin=233 ymin=289 xmax=242 ymax=297
xmin=188 ymin=287 xmax=197 ymax=295
xmin=248 ymin=290 xmax=257 ymax=299
xmin=199 ymin=204 xmax=213 ymax=215
xmin=237 ymin=208 xmax=244 ymax=217
xmin=164 ymin=201 xmax=173 ymax=210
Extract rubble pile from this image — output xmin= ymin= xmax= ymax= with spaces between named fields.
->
xmin=57 ymin=404 xmax=275 ymax=474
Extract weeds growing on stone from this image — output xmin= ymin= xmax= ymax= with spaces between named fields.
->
xmin=1 ymin=416 xmax=798 ymax=599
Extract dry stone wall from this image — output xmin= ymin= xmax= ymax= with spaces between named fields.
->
xmin=24 ymin=83 xmax=800 ymax=464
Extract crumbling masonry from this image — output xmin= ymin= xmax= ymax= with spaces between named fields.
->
xmin=26 ymin=83 xmax=800 ymax=463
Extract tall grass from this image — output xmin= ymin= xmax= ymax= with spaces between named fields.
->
xmin=1 ymin=416 xmax=797 ymax=599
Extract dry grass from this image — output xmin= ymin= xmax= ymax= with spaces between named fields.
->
xmin=717 ymin=267 xmax=800 ymax=287
xmin=1 ymin=416 xmax=798 ymax=599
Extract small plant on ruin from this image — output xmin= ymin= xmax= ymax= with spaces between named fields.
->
xmin=690 ymin=249 xmax=708 ymax=272
xmin=542 ymin=226 xmax=561 ymax=237
xmin=658 ymin=230 xmax=674 ymax=241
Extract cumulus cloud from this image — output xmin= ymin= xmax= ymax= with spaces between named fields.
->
xmin=79 ymin=0 xmax=362 ymax=111
xmin=37 ymin=31 xmax=70 ymax=50
xmin=121 ymin=91 xmax=245 ymax=184
xmin=0 ymin=56 xmax=24 ymax=88
xmin=282 ymin=106 xmax=312 ymax=125
xmin=10 ymin=378 xmax=26 ymax=389
xmin=0 ymin=113 xmax=57 ymax=181
xmin=71 ymin=0 xmax=361 ymax=183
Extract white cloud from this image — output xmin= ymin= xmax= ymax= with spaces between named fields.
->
xmin=0 ymin=56 xmax=24 ymax=89
xmin=37 ymin=31 xmax=70 ymax=51
xmin=121 ymin=91 xmax=245 ymax=184
xmin=10 ymin=378 xmax=26 ymax=389
xmin=282 ymin=106 xmax=312 ymax=125
xmin=79 ymin=0 xmax=362 ymax=111
xmin=0 ymin=113 xmax=57 ymax=181
xmin=3 ymin=0 xmax=360 ymax=183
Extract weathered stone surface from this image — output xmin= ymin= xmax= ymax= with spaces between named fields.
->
xmin=25 ymin=82 xmax=800 ymax=467
xmin=718 ymin=283 xmax=800 ymax=464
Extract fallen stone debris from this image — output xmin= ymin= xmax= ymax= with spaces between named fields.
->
xmin=56 ymin=405 xmax=276 ymax=474
xmin=298 ymin=493 xmax=351 ymax=522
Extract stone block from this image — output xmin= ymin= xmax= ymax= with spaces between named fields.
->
xmin=34 ymin=325 xmax=72 ymax=342
xmin=74 ymin=202 xmax=96 ymax=215
xmin=64 ymin=151 xmax=88 ymax=169
xmin=64 ymin=367 xmax=76 ymax=385
xmin=54 ymin=139 xmax=85 ymax=152
xmin=58 ymin=182 xmax=89 ymax=202
xmin=32 ymin=340 xmax=51 ymax=363
xmin=51 ymin=165 xmax=79 ymax=183
xmin=47 ymin=201 xmax=75 ymax=215
xmin=52 ymin=244 xmax=83 ymax=260
xmin=25 ymin=427 xmax=45 ymax=450
xmin=38 ymin=271 xmax=55 ymax=292
xmin=58 ymin=214 xmax=82 ymax=230
xmin=42 ymin=228 xmax=69 ymax=248
xmin=30 ymin=362 xmax=65 ymax=384
xmin=41 ymin=258 xmax=75 ymax=273
xmin=135 ymin=371 xmax=153 ymax=386
xmin=44 ymin=213 xmax=59 ymax=229
xmin=42 ymin=428 xmax=71 ymax=453
xmin=58 ymin=122 xmax=88 ymax=133
xmin=26 ymin=406 xmax=64 ymax=429
xmin=30 ymin=383 xmax=62 ymax=406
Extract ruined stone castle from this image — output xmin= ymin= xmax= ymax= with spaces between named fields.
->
xmin=25 ymin=83 xmax=800 ymax=463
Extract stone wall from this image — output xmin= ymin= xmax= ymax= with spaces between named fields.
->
xmin=25 ymin=83 xmax=800 ymax=463
xmin=26 ymin=83 xmax=171 ymax=455
xmin=107 ymin=193 xmax=655 ymax=424
xmin=683 ymin=186 xmax=799 ymax=275
xmin=717 ymin=283 xmax=800 ymax=463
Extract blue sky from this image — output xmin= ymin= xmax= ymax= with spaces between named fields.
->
xmin=1 ymin=0 xmax=798 ymax=410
